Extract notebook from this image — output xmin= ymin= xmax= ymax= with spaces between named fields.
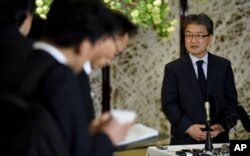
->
xmin=117 ymin=123 xmax=160 ymax=146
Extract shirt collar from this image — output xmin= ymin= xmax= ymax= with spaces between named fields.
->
xmin=33 ymin=41 xmax=68 ymax=65
xmin=189 ymin=52 xmax=208 ymax=66
xmin=83 ymin=60 xmax=92 ymax=75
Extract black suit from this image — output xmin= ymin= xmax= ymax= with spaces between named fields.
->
xmin=161 ymin=52 xmax=238 ymax=145
xmin=0 ymin=39 xmax=114 ymax=155
xmin=25 ymin=50 xmax=114 ymax=156
xmin=77 ymin=70 xmax=95 ymax=125
xmin=0 ymin=24 xmax=114 ymax=155
xmin=0 ymin=25 xmax=34 ymax=94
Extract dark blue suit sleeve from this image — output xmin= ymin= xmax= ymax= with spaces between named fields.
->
xmin=161 ymin=64 xmax=192 ymax=135
xmin=225 ymin=61 xmax=238 ymax=113
xmin=42 ymin=64 xmax=114 ymax=156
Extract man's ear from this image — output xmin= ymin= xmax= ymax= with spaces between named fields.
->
xmin=74 ymin=44 xmax=81 ymax=55
xmin=208 ymin=35 xmax=213 ymax=43
xmin=76 ymin=39 xmax=94 ymax=57
xmin=75 ymin=40 xmax=88 ymax=54
xmin=19 ymin=11 xmax=33 ymax=36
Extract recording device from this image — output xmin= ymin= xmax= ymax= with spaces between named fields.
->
xmin=175 ymin=151 xmax=187 ymax=156
xmin=210 ymin=93 xmax=250 ymax=132
xmin=204 ymin=102 xmax=214 ymax=152
xmin=236 ymin=105 xmax=250 ymax=132
xmin=224 ymin=112 xmax=238 ymax=129
xmin=208 ymin=94 xmax=238 ymax=130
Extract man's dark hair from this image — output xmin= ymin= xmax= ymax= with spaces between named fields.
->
xmin=108 ymin=10 xmax=138 ymax=37
xmin=41 ymin=0 xmax=137 ymax=47
xmin=0 ymin=0 xmax=36 ymax=27
xmin=183 ymin=13 xmax=214 ymax=35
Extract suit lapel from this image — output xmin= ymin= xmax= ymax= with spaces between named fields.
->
xmin=207 ymin=52 xmax=217 ymax=96
xmin=180 ymin=54 xmax=204 ymax=102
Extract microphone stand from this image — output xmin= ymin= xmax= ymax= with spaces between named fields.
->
xmin=204 ymin=120 xmax=214 ymax=152
xmin=204 ymin=102 xmax=214 ymax=155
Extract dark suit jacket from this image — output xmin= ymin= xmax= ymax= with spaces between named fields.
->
xmin=77 ymin=70 xmax=95 ymax=125
xmin=0 ymin=24 xmax=34 ymax=94
xmin=29 ymin=50 xmax=114 ymax=156
xmin=1 ymin=45 xmax=114 ymax=156
xmin=161 ymin=52 xmax=238 ymax=145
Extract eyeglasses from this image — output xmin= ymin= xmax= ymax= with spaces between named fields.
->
xmin=184 ymin=34 xmax=210 ymax=40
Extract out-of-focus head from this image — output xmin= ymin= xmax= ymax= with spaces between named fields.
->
xmin=42 ymin=0 xmax=137 ymax=46
xmin=42 ymin=0 xmax=137 ymax=70
xmin=0 ymin=0 xmax=36 ymax=27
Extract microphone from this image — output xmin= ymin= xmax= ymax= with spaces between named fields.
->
xmin=237 ymin=106 xmax=250 ymax=132
xmin=205 ymin=101 xmax=210 ymax=121
xmin=208 ymin=93 xmax=237 ymax=129
xmin=204 ymin=101 xmax=214 ymax=152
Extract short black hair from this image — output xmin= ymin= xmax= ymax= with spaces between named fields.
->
xmin=41 ymin=0 xmax=137 ymax=47
xmin=183 ymin=13 xmax=214 ymax=35
xmin=107 ymin=9 xmax=138 ymax=37
xmin=0 ymin=0 xmax=36 ymax=27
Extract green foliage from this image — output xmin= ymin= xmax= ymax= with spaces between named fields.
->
xmin=104 ymin=0 xmax=177 ymax=38
xmin=35 ymin=0 xmax=177 ymax=38
xmin=35 ymin=0 xmax=53 ymax=19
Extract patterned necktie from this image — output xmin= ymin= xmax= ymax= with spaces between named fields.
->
xmin=196 ymin=60 xmax=207 ymax=102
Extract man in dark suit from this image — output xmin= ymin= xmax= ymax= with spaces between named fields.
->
xmin=161 ymin=13 xmax=238 ymax=145
xmin=19 ymin=1 xmax=137 ymax=156
xmin=0 ymin=0 xmax=36 ymax=94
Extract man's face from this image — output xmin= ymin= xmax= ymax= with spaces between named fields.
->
xmin=91 ymin=33 xmax=129 ymax=69
xmin=184 ymin=24 xmax=212 ymax=59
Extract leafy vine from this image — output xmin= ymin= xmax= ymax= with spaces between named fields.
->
xmin=35 ymin=0 xmax=177 ymax=38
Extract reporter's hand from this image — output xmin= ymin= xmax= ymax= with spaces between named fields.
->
xmin=100 ymin=117 xmax=133 ymax=145
xmin=89 ymin=112 xmax=112 ymax=134
xmin=186 ymin=124 xmax=206 ymax=141
xmin=89 ymin=112 xmax=133 ymax=145
xmin=210 ymin=124 xmax=225 ymax=138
